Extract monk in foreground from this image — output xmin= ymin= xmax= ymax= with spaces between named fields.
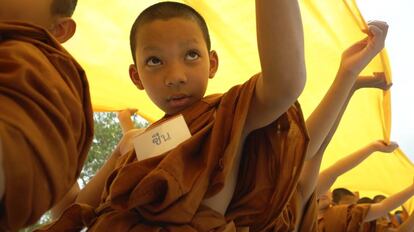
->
xmin=0 ymin=0 xmax=93 ymax=230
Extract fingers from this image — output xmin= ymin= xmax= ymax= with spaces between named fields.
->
xmin=384 ymin=83 xmax=393 ymax=91
xmin=367 ymin=20 xmax=389 ymax=38
xmin=372 ymin=140 xmax=399 ymax=153
xmin=378 ymin=140 xmax=399 ymax=153
xmin=387 ymin=141 xmax=399 ymax=149
xmin=117 ymin=108 xmax=138 ymax=119
xmin=364 ymin=20 xmax=389 ymax=53
xmin=372 ymin=72 xmax=390 ymax=90
xmin=355 ymin=72 xmax=392 ymax=90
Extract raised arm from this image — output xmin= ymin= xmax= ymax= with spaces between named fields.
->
xmin=245 ymin=0 xmax=306 ymax=133
xmin=304 ymin=21 xmax=388 ymax=160
xmin=297 ymin=72 xmax=392 ymax=204
xmin=364 ymin=181 xmax=414 ymax=222
xmin=117 ymin=109 xmax=137 ymax=135
xmin=317 ymin=141 xmax=398 ymax=196
xmin=74 ymin=148 xmax=121 ymax=208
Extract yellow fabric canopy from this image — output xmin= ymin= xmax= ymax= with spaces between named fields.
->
xmin=65 ymin=0 xmax=414 ymax=211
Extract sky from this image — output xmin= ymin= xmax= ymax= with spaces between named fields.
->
xmin=356 ymin=0 xmax=414 ymax=162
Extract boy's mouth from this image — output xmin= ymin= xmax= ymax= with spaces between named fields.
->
xmin=167 ymin=94 xmax=191 ymax=108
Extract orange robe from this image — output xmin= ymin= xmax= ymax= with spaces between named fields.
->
xmin=42 ymin=75 xmax=308 ymax=231
xmin=318 ymin=204 xmax=372 ymax=232
xmin=0 ymin=22 xmax=93 ymax=231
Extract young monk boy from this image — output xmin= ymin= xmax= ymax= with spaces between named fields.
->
xmin=41 ymin=2 xmax=389 ymax=232
xmin=0 ymin=0 xmax=93 ymax=230
xmin=319 ymin=182 xmax=414 ymax=232
xmin=312 ymin=141 xmax=414 ymax=232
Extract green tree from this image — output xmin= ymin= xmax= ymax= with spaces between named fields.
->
xmin=79 ymin=112 xmax=123 ymax=186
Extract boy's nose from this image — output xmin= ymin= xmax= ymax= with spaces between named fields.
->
xmin=164 ymin=64 xmax=187 ymax=87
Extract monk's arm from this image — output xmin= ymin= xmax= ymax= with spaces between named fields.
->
xmin=297 ymin=70 xmax=392 ymax=202
xmin=117 ymin=109 xmax=137 ymax=135
xmin=50 ymin=183 xmax=80 ymax=219
xmin=244 ymin=0 xmax=305 ymax=133
xmin=365 ymin=184 xmax=414 ymax=222
xmin=396 ymin=211 xmax=414 ymax=232
xmin=297 ymin=87 xmax=353 ymax=203
xmin=317 ymin=141 xmax=398 ymax=196
xmin=297 ymin=74 xmax=392 ymax=207
xmin=304 ymin=21 xmax=388 ymax=160
xmin=75 ymin=147 xmax=121 ymax=208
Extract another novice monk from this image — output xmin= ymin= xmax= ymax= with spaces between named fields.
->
xmin=42 ymin=1 xmax=386 ymax=231
xmin=315 ymin=141 xmax=404 ymax=231
xmin=0 ymin=0 xmax=93 ymax=230
xmin=319 ymin=183 xmax=414 ymax=232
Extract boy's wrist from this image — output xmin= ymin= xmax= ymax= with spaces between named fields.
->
xmin=364 ymin=143 xmax=378 ymax=154
xmin=335 ymin=69 xmax=358 ymax=88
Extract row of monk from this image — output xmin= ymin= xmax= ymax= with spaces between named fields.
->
xmin=1 ymin=0 xmax=412 ymax=231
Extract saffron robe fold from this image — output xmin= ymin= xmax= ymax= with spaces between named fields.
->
xmin=41 ymin=75 xmax=308 ymax=231
xmin=0 ymin=22 xmax=93 ymax=231
xmin=318 ymin=204 xmax=372 ymax=232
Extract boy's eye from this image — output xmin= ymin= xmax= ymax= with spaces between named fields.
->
xmin=185 ymin=51 xmax=200 ymax=61
xmin=146 ymin=57 xmax=162 ymax=66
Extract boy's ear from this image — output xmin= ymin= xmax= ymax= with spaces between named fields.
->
xmin=50 ymin=17 xmax=77 ymax=43
xmin=129 ymin=64 xmax=144 ymax=90
xmin=208 ymin=50 xmax=219 ymax=79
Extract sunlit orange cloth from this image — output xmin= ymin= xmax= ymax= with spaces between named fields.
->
xmin=41 ymin=75 xmax=308 ymax=231
xmin=0 ymin=22 xmax=93 ymax=231
xmin=268 ymin=191 xmax=318 ymax=232
xmin=318 ymin=204 xmax=372 ymax=232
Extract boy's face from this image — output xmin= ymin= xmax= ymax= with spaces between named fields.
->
xmin=130 ymin=18 xmax=218 ymax=115
xmin=0 ymin=0 xmax=55 ymax=29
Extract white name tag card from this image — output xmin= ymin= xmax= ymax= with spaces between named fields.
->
xmin=133 ymin=114 xmax=191 ymax=160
